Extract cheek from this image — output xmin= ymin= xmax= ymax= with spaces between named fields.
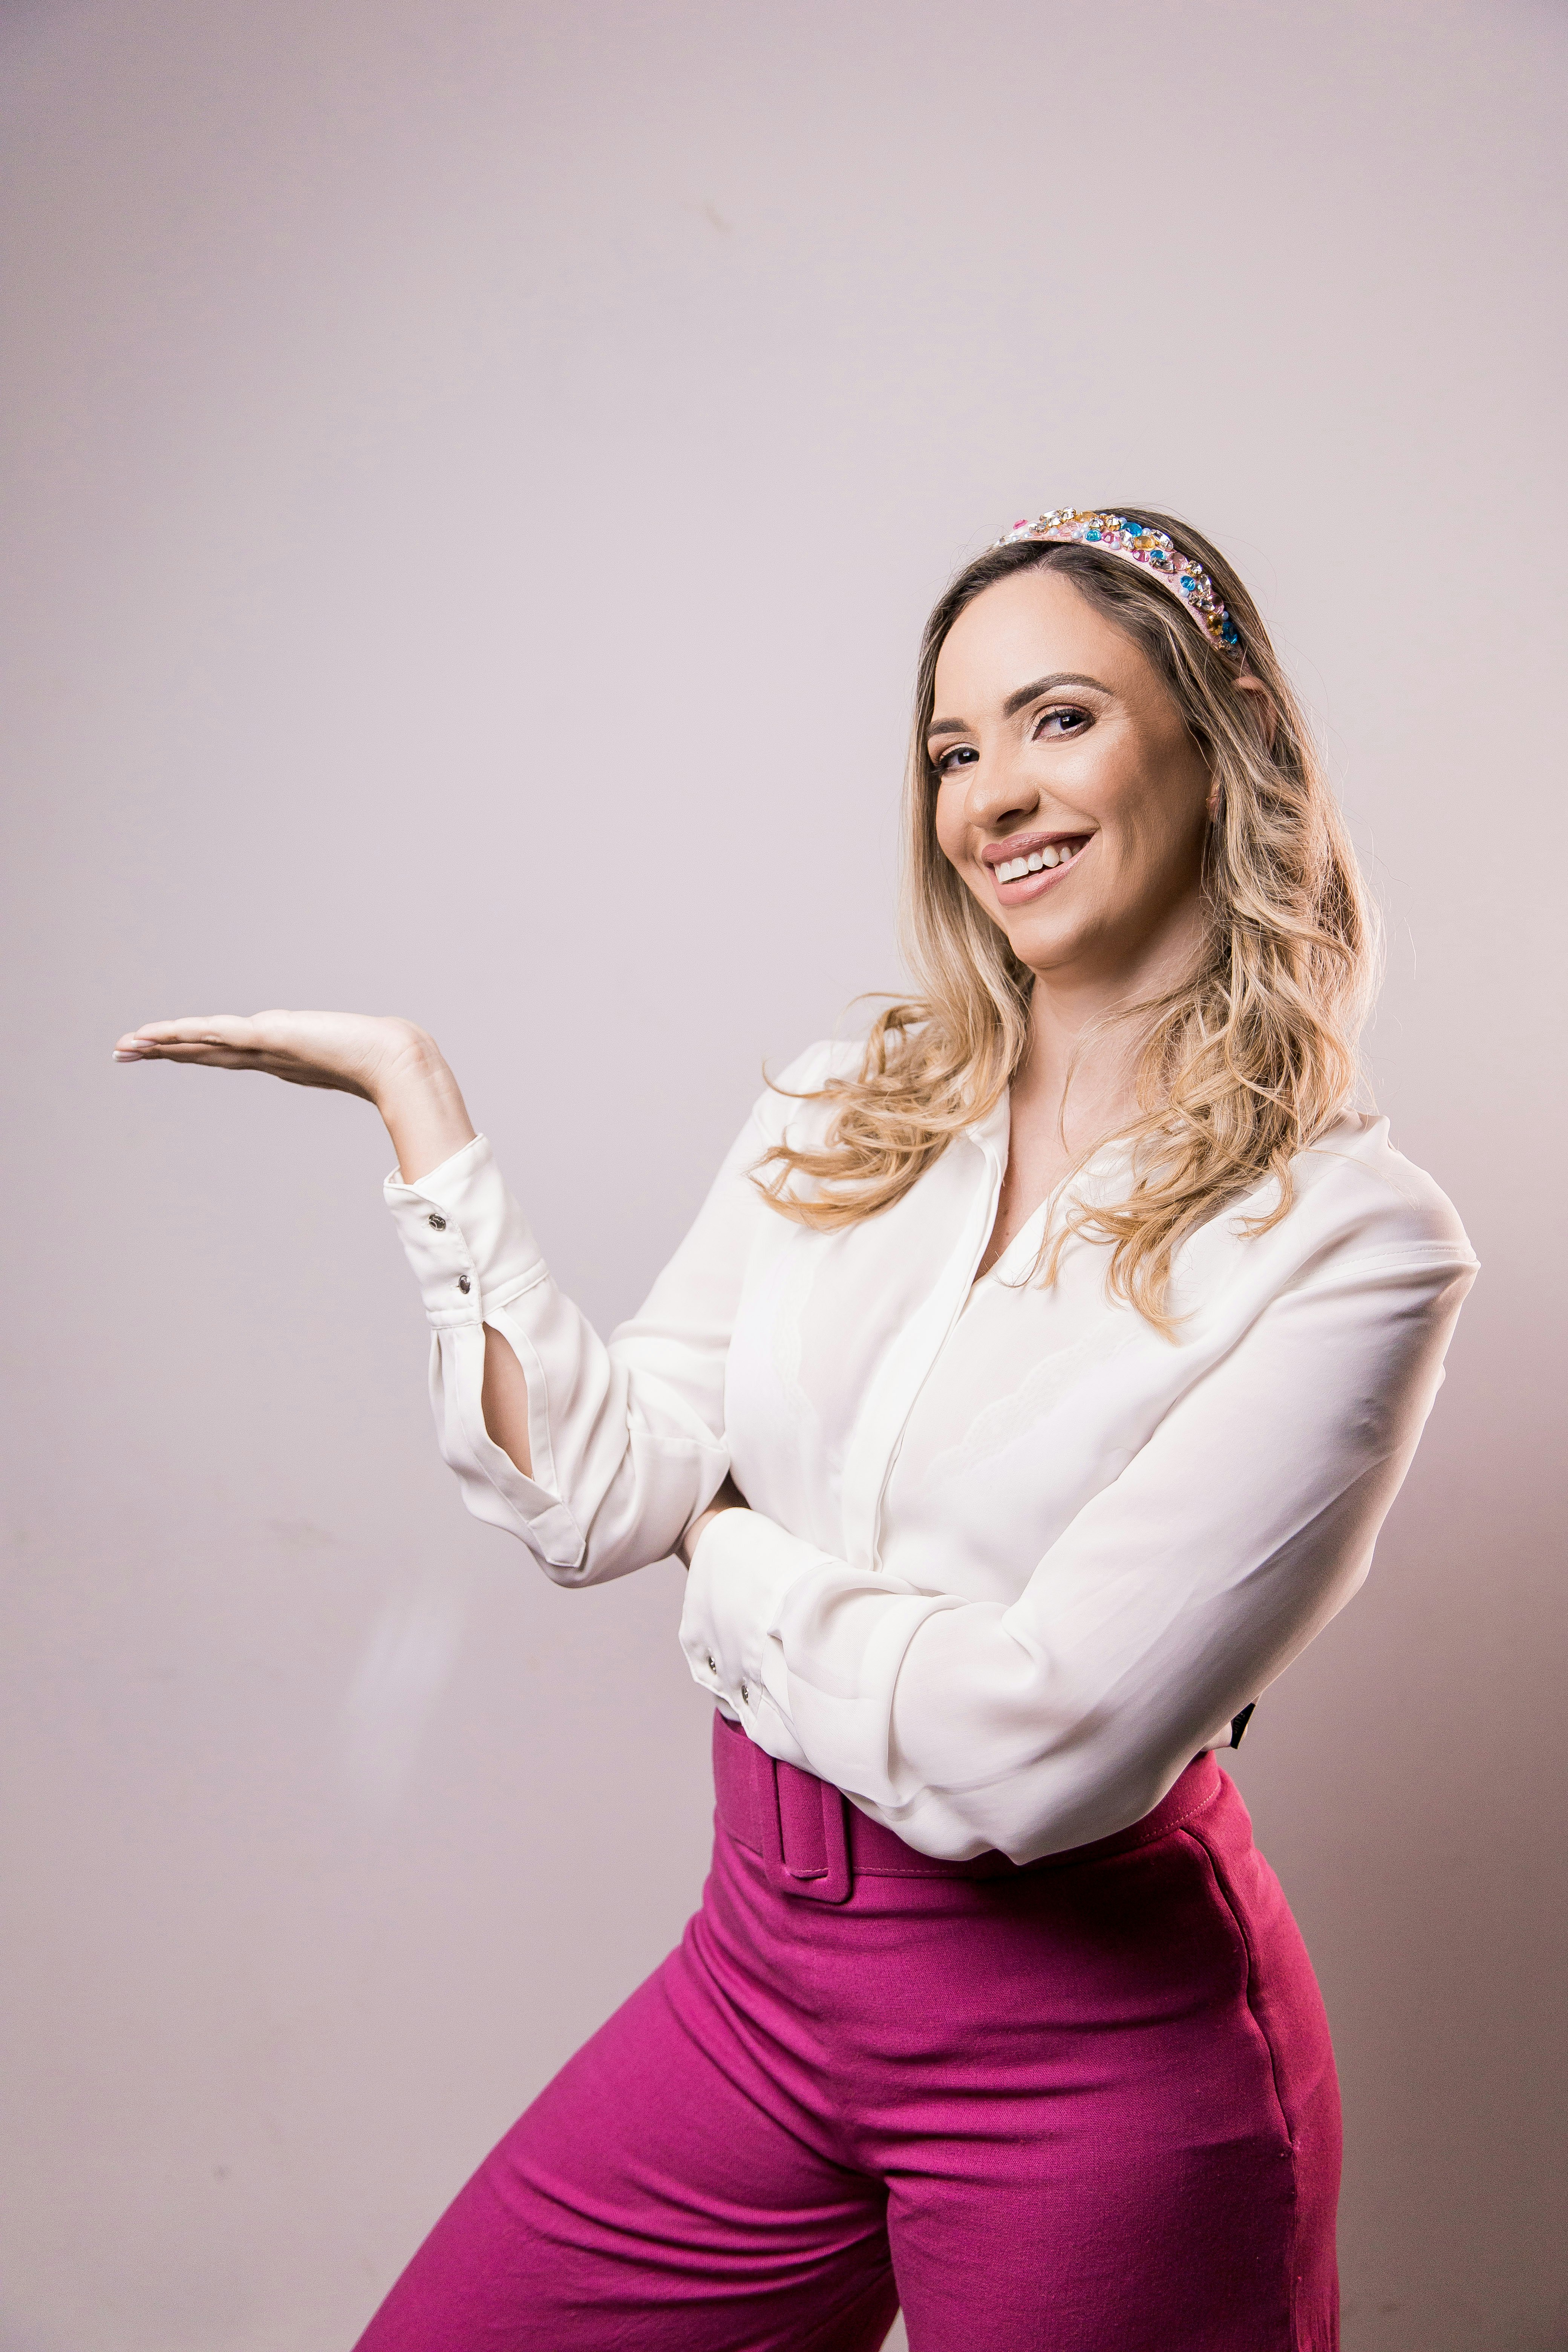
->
xmin=1099 ymin=766 xmax=1204 ymax=864
xmin=931 ymin=787 xmax=968 ymax=869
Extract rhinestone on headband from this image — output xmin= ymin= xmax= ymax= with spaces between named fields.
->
xmin=994 ymin=509 xmax=1242 ymax=653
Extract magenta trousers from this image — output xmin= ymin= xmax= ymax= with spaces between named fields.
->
xmin=355 ymin=1715 xmax=1340 ymax=2350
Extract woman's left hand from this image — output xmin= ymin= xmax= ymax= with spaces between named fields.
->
xmin=679 ymin=1476 xmax=747 ymax=1568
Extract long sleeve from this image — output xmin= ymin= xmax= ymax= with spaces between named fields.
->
xmin=680 ymin=1227 xmax=1477 ymax=1862
xmin=382 ymin=1060 xmax=824 ymax=1581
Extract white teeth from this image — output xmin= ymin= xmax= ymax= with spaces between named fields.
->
xmin=995 ymin=841 xmax=1086 ymax=882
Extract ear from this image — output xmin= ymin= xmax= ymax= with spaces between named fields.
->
xmin=1234 ymin=673 xmax=1278 ymax=750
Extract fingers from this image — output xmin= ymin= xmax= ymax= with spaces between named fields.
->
xmin=113 ymin=1041 xmax=267 ymax=1069
xmin=113 ymin=1014 xmax=263 ymax=1064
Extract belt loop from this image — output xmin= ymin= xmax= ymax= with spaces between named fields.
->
xmin=758 ymin=1751 xmax=853 ymax=1904
xmin=815 ymin=1775 xmax=852 ymax=1904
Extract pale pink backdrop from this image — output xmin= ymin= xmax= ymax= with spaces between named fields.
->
xmin=2 ymin=4 xmax=1563 ymax=2347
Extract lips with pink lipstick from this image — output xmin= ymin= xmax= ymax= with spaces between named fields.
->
xmin=982 ymin=829 xmax=1092 ymax=899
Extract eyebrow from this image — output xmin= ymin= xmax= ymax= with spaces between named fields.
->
xmin=926 ymin=672 xmax=1112 ymax=740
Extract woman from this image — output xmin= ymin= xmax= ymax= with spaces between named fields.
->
xmin=115 ymin=508 xmax=1476 ymax=2351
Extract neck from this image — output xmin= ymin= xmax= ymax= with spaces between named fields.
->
xmin=1012 ymin=989 xmax=1139 ymax=1159
xmin=1014 ymin=900 xmax=1207 ymax=1153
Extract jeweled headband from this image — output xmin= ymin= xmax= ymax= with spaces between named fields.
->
xmin=994 ymin=509 xmax=1242 ymax=654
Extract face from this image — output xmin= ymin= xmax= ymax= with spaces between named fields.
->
xmin=928 ymin=567 xmax=1217 ymax=994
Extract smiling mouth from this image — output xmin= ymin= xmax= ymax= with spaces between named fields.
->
xmin=989 ymin=835 xmax=1092 ymax=892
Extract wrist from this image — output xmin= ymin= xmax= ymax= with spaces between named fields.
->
xmin=366 ymin=1021 xmax=455 ymax=1112
xmin=680 ymin=1496 xmax=743 ymax=1570
xmin=376 ymin=1041 xmax=477 ymax=1184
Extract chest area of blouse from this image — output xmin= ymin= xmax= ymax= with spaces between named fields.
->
xmin=722 ymin=1145 xmax=980 ymax=1495
xmin=721 ymin=1135 xmax=1181 ymax=1576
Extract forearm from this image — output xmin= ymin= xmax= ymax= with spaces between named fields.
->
xmin=680 ymin=1248 xmax=1472 ymax=1859
xmin=682 ymin=1510 xmax=1266 ymax=1859
xmin=380 ymin=1072 xmax=782 ymax=1579
xmin=388 ymin=1130 xmax=728 ymax=1569
xmin=374 ymin=1045 xmax=534 ymax=1473
xmin=480 ymin=1324 xmax=533 ymax=1478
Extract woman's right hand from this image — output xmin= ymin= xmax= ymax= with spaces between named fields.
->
xmin=113 ymin=1010 xmax=478 ymax=1181
xmin=115 ymin=1008 xmax=434 ymax=1097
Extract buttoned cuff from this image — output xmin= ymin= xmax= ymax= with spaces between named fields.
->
xmin=384 ymin=1134 xmax=546 ymax=1328
xmin=679 ymin=1508 xmax=835 ymax=1731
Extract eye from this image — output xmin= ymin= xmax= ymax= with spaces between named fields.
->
xmin=931 ymin=744 xmax=978 ymax=777
xmin=1034 ymin=704 xmax=1090 ymax=739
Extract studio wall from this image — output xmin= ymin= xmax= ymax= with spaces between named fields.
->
xmin=2 ymin=4 xmax=1563 ymax=2346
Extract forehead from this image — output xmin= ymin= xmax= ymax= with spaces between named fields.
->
xmin=933 ymin=568 xmax=1139 ymax=707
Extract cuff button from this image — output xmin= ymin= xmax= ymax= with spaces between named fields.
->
xmin=427 ymin=1213 xmax=447 ymax=1231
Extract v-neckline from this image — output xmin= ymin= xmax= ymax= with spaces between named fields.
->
xmin=968 ymin=1196 xmax=1052 ymax=1298
xmin=968 ymin=1135 xmax=1129 ymax=1300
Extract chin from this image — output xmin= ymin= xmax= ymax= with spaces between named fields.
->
xmin=1007 ymin=911 xmax=1093 ymax=968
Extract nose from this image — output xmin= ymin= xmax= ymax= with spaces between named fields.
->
xmin=961 ymin=741 xmax=1040 ymax=836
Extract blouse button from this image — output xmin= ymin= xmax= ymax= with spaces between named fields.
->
xmin=739 ymin=1681 xmax=750 ymax=1705
xmin=704 ymin=1651 xmax=718 ymax=1675
xmin=427 ymin=1213 xmax=447 ymax=1231
xmin=457 ymin=1275 xmax=471 ymax=1294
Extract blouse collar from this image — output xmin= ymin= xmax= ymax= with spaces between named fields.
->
xmin=963 ymin=1088 xmax=1013 ymax=1165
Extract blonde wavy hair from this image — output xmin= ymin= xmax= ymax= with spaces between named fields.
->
xmin=754 ymin=509 xmax=1379 ymax=1328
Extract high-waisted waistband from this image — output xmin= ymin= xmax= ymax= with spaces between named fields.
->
xmin=712 ymin=1709 xmax=1221 ymax=1905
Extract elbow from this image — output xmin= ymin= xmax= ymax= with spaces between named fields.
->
xmin=877 ymin=1711 xmax=1205 ymax=1868
xmin=932 ymin=1755 xmax=1188 ymax=1869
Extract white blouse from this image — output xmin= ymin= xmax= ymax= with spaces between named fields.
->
xmin=385 ymin=1039 xmax=1476 ymax=1863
